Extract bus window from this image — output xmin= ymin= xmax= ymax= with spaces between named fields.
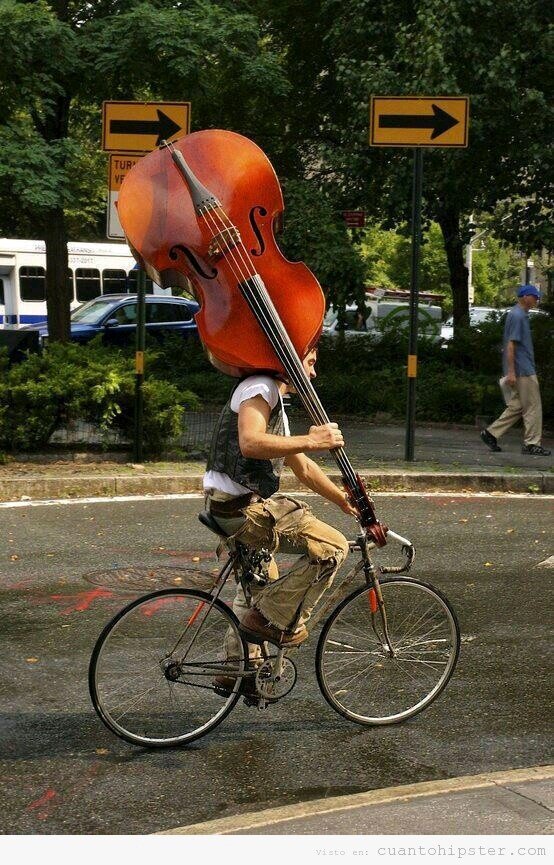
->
xmin=103 ymin=269 xmax=127 ymax=294
xmin=76 ymin=268 xmax=101 ymax=302
xmin=127 ymin=270 xmax=154 ymax=294
xmin=0 ymin=278 xmax=4 ymax=305
xmin=20 ymin=266 xmax=46 ymax=301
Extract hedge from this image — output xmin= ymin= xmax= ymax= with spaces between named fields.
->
xmin=0 ymin=339 xmax=199 ymax=453
xmin=0 ymin=314 xmax=551 ymax=453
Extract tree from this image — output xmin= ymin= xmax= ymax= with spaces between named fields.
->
xmin=279 ymin=179 xmax=367 ymax=306
xmin=254 ymin=0 xmax=553 ymax=328
xmin=0 ymin=0 xmax=289 ymax=340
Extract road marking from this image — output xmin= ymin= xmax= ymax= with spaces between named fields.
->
xmin=1 ymin=491 xmax=553 ymax=509
xmin=537 ymin=555 xmax=554 ymax=568
xmin=0 ymin=493 xmax=204 ymax=508
xmin=157 ymin=765 xmax=554 ymax=835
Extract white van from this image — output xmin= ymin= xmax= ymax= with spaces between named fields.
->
xmin=323 ymin=299 xmax=443 ymax=341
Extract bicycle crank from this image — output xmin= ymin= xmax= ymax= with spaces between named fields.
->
xmin=255 ymin=657 xmax=297 ymax=702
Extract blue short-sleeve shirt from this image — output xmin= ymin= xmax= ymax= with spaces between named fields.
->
xmin=503 ymin=304 xmax=535 ymax=377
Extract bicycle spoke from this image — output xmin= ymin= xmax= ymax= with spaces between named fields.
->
xmin=90 ymin=590 xmax=246 ymax=746
xmin=317 ymin=579 xmax=459 ymax=724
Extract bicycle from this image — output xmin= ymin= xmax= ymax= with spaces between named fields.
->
xmin=89 ymin=510 xmax=460 ymax=748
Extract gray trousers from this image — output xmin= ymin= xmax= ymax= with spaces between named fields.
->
xmin=488 ymin=374 xmax=542 ymax=445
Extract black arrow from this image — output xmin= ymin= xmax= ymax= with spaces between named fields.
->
xmin=379 ymin=104 xmax=459 ymax=140
xmin=110 ymin=109 xmax=182 ymax=145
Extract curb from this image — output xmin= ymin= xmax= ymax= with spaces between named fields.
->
xmin=156 ymin=765 xmax=554 ymax=835
xmin=0 ymin=470 xmax=552 ymax=502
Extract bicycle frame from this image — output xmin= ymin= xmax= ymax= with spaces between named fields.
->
xmin=174 ymin=525 xmax=415 ymax=671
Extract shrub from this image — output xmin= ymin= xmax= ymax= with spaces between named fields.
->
xmin=0 ymin=341 xmax=199 ymax=453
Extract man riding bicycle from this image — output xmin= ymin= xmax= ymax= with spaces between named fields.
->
xmin=203 ymin=348 xmax=357 ymax=662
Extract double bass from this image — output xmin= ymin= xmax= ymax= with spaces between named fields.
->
xmin=117 ymin=129 xmax=387 ymax=546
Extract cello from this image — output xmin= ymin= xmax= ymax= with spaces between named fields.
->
xmin=117 ymin=129 xmax=387 ymax=546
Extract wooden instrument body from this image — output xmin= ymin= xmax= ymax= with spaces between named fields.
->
xmin=118 ymin=129 xmax=325 ymax=377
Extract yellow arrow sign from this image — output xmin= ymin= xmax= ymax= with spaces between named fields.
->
xmin=102 ymin=101 xmax=191 ymax=153
xmin=370 ymin=96 xmax=469 ymax=147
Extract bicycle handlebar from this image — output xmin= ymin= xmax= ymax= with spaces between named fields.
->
xmin=349 ymin=526 xmax=415 ymax=574
xmin=380 ymin=528 xmax=415 ymax=574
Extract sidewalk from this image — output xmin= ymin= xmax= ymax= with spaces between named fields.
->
xmin=0 ymin=421 xmax=552 ymax=502
xmin=158 ymin=766 xmax=554 ymax=835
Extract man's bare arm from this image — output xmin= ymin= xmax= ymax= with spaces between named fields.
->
xmin=506 ymin=340 xmax=517 ymax=385
xmin=238 ymin=395 xmax=344 ymax=459
xmin=285 ymin=452 xmax=358 ymax=516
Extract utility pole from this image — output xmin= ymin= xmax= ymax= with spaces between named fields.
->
xmin=405 ymin=148 xmax=423 ymax=462
xmin=465 ymin=214 xmax=475 ymax=305
xmin=133 ymin=268 xmax=146 ymax=463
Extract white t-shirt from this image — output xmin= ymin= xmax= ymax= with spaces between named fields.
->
xmin=203 ymin=375 xmax=290 ymax=496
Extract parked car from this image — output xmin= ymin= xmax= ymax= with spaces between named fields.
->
xmin=323 ymin=300 xmax=443 ymax=342
xmin=439 ymin=307 xmax=505 ymax=342
xmin=439 ymin=306 xmax=546 ymax=342
xmin=22 ymin=294 xmax=199 ymax=346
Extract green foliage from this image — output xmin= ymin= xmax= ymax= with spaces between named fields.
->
xmin=0 ymin=0 xmax=291 ymax=335
xmin=0 ymin=341 xmax=199 ymax=453
xmin=359 ymin=218 xmax=527 ymax=309
xmin=361 ymin=221 xmax=450 ymax=296
xmin=147 ymin=334 xmax=231 ymax=405
xmin=280 ymin=179 xmax=367 ymax=304
xmin=257 ymin=0 xmax=553 ymax=318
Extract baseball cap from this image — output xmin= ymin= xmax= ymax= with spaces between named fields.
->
xmin=517 ymin=284 xmax=541 ymax=298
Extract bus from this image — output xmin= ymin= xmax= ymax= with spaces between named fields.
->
xmin=0 ymin=238 xmax=165 ymax=327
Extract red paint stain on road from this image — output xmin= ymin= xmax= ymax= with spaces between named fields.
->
xmin=27 ymin=788 xmax=57 ymax=820
xmin=6 ymin=579 xmax=33 ymax=590
xmin=50 ymin=587 xmax=114 ymax=615
xmin=140 ymin=596 xmax=187 ymax=616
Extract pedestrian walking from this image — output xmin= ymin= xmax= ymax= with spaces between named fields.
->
xmin=480 ymin=285 xmax=550 ymax=456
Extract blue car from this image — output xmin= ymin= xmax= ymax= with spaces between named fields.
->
xmin=24 ymin=294 xmax=199 ymax=346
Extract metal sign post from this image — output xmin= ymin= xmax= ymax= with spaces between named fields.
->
xmin=100 ymin=100 xmax=192 ymax=460
xmin=405 ymin=148 xmax=423 ymax=461
xmin=133 ymin=268 xmax=146 ymax=463
xmin=369 ymin=94 xmax=469 ymax=461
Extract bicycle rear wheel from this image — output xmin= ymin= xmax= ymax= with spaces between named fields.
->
xmin=89 ymin=588 xmax=246 ymax=747
xmin=316 ymin=577 xmax=460 ymax=726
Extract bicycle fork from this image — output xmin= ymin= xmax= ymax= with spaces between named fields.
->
xmin=361 ymin=549 xmax=395 ymax=658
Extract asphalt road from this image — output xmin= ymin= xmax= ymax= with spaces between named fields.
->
xmin=1 ymin=493 xmax=552 ymax=834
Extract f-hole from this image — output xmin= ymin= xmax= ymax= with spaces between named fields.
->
xmin=249 ymin=206 xmax=267 ymax=256
xmin=169 ymin=244 xmax=218 ymax=280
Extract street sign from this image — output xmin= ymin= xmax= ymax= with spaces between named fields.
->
xmin=102 ymin=101 xmax=191 ymax=153
xmin=370 ymin=97 xmax=469 ymax=147
xmin=342 ymin=210 xmax=366 ymax=228
xmin=106 ymin=153 xmax=142 ymax=239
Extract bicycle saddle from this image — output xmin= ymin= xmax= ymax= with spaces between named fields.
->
xmin=198 ymin=510 xmax=230 ymax=538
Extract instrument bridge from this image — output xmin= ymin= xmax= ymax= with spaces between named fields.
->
xmin=207 ymin=226 xmax=241 ymax=262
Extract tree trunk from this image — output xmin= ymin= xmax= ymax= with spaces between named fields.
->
xmin=437 ymin=206 xmax=469 ymax=330
xmin=41 ymin=87 xmax=71 ymax=343
xmin=44 ymin=207 xmax=71 ymax=342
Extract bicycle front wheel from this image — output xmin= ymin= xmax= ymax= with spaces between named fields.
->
xmin=316 ymin=577 xmax=460 ymax=726
xmin=89 ymin=588 xmax=247 ymax=747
